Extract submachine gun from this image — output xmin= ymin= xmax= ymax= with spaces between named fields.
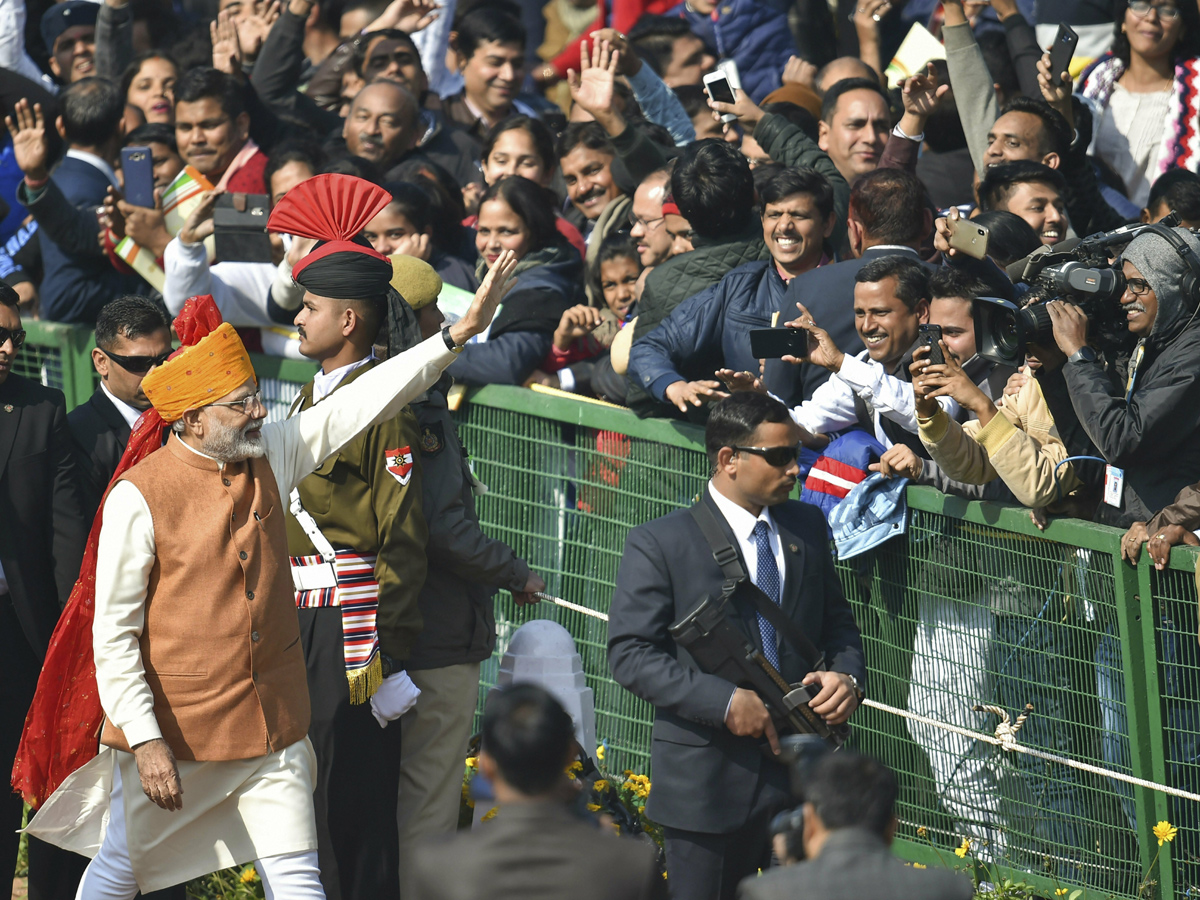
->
xmin=668 ymin=503 xmax=850 ymax=751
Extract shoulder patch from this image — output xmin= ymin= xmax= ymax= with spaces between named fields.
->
xmin=420 ymin=423 xmax=444 ymax=455
xmin=385 ymin=446 xmax=414 ymax=485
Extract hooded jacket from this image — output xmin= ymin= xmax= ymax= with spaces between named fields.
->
xmin=1047 ymin=227 xmax=1200 ymax=526
xmin=451 ymin=242 xmax=585 ymax=386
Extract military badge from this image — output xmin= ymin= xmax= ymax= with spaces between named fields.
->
xmin=385 ymin=446 xmax=414 ymax=484
xmin=420 ymin=423 xmax=444 ymax=455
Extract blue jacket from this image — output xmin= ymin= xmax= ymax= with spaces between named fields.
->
xmin=631 ymin=260 xmax=806 ymax=405
xmin=25 ymin=155 xmax=138 ymax=324
xmin=667 ymin=0 xmax=797 ymax=102
xmin=452 ymin=244 xmax=584 ymax=387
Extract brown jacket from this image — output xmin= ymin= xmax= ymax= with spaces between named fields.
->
xmin=101 ymin=438 xmax=311 ymax=760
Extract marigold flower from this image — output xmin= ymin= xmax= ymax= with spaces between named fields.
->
xmin=913 ymin=863 xmax=926 ymax=869
xmin=465 ymin=757 xmax=478 ymax=769
xmin=482 ymin=806 xmax=498 ymax=821
xmin=954 ymin=839 xmax=971 ymax=858
xmin=916 ymin=826 xmax=928 ymax=838
xmin=594 ymin=779 xmax=610 ymax=792
xmin=240 ymin=866 xmax=259 ymax=883
xmin=1055 ymin=889 xmax=1068 ymax=896
xmin=587 ymin=803 xmax=602 ymax=812
xmin=1155 ymin=820 xmax=1178 ymax=846
xmin=596 ymin=745 xmax=606 ymax=761
xmin=566 ymin=760 xmax=583 ymax=775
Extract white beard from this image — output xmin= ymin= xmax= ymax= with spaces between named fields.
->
xmin=202 ymin=416 xmax=266 ymax=463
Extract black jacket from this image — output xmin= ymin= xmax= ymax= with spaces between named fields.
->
xmin=407 ymin=380 xmax=530 ymax=669
xmin=67 ymin=387 xmax=132 ymax=521
xmin=0 ymin=374 xmax=87 ymax=657
xmin=607 ymin=489 xmax=864 ymax=833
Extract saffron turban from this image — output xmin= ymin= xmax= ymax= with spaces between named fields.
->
xmin=141 ymin=311 xmax=256 ymax=423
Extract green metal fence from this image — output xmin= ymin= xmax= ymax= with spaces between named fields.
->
xmin=19 ymin=320 xmax=1200 ymax=899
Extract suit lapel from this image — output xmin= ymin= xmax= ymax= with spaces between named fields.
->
xmin=0 ymin=383 xmax=22 ymax=479
xmin=92 ymin=390 xmax=132 ymax=448
xmin=701 ymin=490 xmax=768 ymax=648
xmin=775 ymin=516 xmax=807 ymax=627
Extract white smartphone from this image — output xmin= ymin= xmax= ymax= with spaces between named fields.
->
xmin=703 ymin=71 xmax=738 ymax=123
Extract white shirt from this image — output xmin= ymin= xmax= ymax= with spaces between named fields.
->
xmin=65 ymin=149 xmax=119 ymax=189
xmin=93 ymin=334 xmax=457 ymax=747
xmin=706 ymin=481 xmax=786 ymax=593
xmin=787 ymin=350 xmax=960 ymax=447
xmin=100 ymin=381 xmax=144 ymax=430
xmin=1094 ymin=85 xmax=1172 ymax=209
xmin=312 ymin=354 xmax=375 ymax=404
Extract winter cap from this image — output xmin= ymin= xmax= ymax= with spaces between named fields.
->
xmin=41 ymin=1 xmax=98 ymax=54
xmin=1121 ymin=225 xmax=1200 ymax=343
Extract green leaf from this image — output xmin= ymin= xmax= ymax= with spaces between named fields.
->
xmin=1069 ymin=890 xmax=1083 ymax=900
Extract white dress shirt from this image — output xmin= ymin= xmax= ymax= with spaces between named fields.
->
xmin=311 ymin=353 xmax=375 ymax=404
xmin=100 ymin=381 xmax=144 ymax=430
xmin=706 ymin=481 xmax=785 ymax=592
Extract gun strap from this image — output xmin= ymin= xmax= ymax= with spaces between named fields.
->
xmin=688 ymin=501 xmax=826 ymax=672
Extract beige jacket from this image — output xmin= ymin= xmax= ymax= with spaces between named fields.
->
xmin=918 ymin=376 xmax=1081 ymax=509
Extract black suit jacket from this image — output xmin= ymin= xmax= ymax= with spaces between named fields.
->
xmin=765 ymin=246 xmax=926 ymax=403
xmin=607 ymin=490 xmax=865 ymax=834
xmin=67 ymin=387 xmax=132 ymax=521
xmin=0 ymin=374 xmax=87 ymax=658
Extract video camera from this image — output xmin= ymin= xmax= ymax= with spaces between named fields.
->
xmin=972 ymin=219 xmax=1187 ymax=367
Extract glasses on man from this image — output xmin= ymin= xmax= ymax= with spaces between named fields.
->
xmin=733 ymin=443 xmax=802 ymax=468
xmin=1126 ymin=277 xmax=1153 ymax=296
xmin=206 ymin=390 xmax=264 ymax=416
xmin=103 ymin=348 xmax=173 ymax=374
xmin=628 ymin=210 xmax=665 ymax=230
xmin=1128 ymin=1 xmax=1181 ymax=19
xmin=0 ymin=326 xmax=26 ymax=350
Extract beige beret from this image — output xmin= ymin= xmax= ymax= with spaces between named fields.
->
xmin=389 ymin=254 xmax=443 ymax=310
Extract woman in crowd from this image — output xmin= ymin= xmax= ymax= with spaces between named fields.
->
xmin=120 ymin=51 xmax=179 ymax=124
xmin=1079 ymin=0 xmax=1200 ymax=206
xmin=366 ymin=182 xmax=479 ymax=292
xmin=452 ymin=175 xmax=584 ymax=386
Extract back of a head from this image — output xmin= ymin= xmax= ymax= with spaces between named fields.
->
xmin=95 ymin=295 xmax=170 ymax=349
xmin=1148 ymin=168 xmax=1200 ymax=223
xmin=761 ymin=101 xmax=819 ymax=143
xmin=628 ymin=15 xmax=693 ymax=78
xmin=671 ymin=140 xmax=755 ymax=239
xmin=323 ymin=153 xmax=383 ymax=184
xmin=977 ymin=159 xmax=1066 ymax=212
xmin=126 ymin=121 xmax=177 ymax=152
xmin=820 ymin=77 xmax=886 ymax=123
xmin=174 ymin=66 xmax=245 ymax=121
xmin=970 ymin=209 xmax=1041 ymax=266
xmin=704 ymin=392 xmax=790 ymax=469
xmin=481 ymin=684 xmax=575 ymax=796
xmin=998 ymin=96 xmax=1071 ymax=160
xmin=455 ymin=5 xmax=526 ymax=57
xmin=62 ymin=77 xmax=124 ymax=147
xmin=848 ymin=169 xmax=928 ymax=245
xmin=804 ymin=752 xmax=898 ymax=837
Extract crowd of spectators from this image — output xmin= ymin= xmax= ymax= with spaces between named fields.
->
xmin=9 ymin=0 xmax=1200 ymax=893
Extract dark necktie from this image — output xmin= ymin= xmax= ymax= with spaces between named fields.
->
xmin=753 ymin=520 xmax=781 ymax=669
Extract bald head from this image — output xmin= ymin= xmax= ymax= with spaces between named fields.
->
xmin=816 ymin=57 xmax=877 ymax=94
xmin=342 ymin=81 xmax=421 ymax=168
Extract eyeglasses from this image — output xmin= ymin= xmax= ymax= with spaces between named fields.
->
xmin=0 ymin=326 xmax=26 ymax=350
xmin=205 ymin=390 xmax=264 ymax=416
xmin=628 ymin=211 xmax=665 ymax=230
xmin=103 ymin=348 xmax=173 ymax=374
xmin=733 ymin=443 xmax=802 ymax=468
xmin=1126 ymin=277 xmax=1153 ymax=296
xmin=1128 ymin=0 xmax=1181 ymax=19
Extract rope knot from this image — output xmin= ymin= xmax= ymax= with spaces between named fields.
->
xmin=972 ymin=703 xmax=1034 ymax=750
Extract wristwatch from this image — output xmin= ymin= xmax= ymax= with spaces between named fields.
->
xmin=441 ymin=325 xmax=464 ymax=355
xmin=844 ymin=672 xmax=865 ymax=700
xmin=1068 ymin=346 xmax=1098 ymax=364
xmin=380 ymin=652 xmax=401 ymax=679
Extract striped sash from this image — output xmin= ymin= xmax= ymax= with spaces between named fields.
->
xmin=291 ymin=550 xmax=382 ymax=704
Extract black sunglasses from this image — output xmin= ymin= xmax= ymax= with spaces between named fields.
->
xmin=0 ymin=326 xmax=26 ymax=350
xmin=103 ymin=348 xmax=173 ymax=374
xmin=733 ymin=443 xmax=802 ymax=468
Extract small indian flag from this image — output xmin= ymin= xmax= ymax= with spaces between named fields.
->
xmin=114 ymin=237 xmax=165 ymax=293
xmin=162 ymin=165 xmax=214 ymax=236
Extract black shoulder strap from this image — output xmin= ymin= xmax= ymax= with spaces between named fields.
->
xmin=688 ymin=501 xmax=826 ymax=671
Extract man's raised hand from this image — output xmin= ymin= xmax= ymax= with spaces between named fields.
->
xmin=567 ymin=39 xmax=621 ymax=134
xmin=783 ymin=303 xmax=843 ymax=372
xmin=5 ymin=99 xmax=50 ymax=183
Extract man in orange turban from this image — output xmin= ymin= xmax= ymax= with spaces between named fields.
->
xmin=21 ymin=175 xmax=519 ymax=900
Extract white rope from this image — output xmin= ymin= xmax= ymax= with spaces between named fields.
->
xmin=530 ymin=594 xmax=1200 ymax=804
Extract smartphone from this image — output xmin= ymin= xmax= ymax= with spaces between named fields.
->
xmin=121 ymin=146 xmax=156 ymax=209
xmin=1048 ymin=23 xmax=1078 ymax=88
xmin=750 ymin=327 xmax=808 ymax=359
xmin=946 ymin=216 xmax=989 ymax=260
xmin=918 ymin=323 xmax=945 ymax=366
xmin=703 ymin=71 xmax=738 ymax=123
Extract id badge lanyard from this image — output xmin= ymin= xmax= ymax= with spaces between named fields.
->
xmin=1105 ymin=342 xmax=1146 ymax=507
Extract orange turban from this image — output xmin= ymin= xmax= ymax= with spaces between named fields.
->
xmin=141 ymin=321 xmax=256 ymax=422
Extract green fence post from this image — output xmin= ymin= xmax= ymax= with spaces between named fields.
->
xmin=64 ymin=323 xmax=96 ymax=410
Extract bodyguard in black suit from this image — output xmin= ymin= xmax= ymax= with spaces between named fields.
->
xmin=608 ymin=392 xmax=865 ymax=900
xmin=0 ymin=289 xmax=87 ymax=885
xmin=67 ymin=296 xmax=173 ymax=519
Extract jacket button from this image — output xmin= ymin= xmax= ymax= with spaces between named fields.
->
xmin=246 ymin=590 xmax=255 ymax=600
xmin=239 ymin=551 xmax=247 ymax=560
xmin=223 ymin=478 xmax=231 ymax=486
xmin=251 ymin=631 xmax=260 ymax=642
xmin=252 ymin=671 xmax=259 ymax=681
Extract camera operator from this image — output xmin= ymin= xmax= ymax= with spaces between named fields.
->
xmin=736 ymin=753 xmax=972 ymax=900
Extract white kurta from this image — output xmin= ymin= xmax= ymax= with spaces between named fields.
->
xmin=26 ymin=333 xmax=458 ymax=891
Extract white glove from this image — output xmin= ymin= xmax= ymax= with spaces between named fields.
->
xmin=370 ymin=670 xmax=421 ymax=728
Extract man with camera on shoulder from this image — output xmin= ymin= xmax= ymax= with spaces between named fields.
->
xmin=608 ymin=391 xmax=865 ymax=900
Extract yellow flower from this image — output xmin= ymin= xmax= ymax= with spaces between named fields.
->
xmin=1155 ymin=820 xmax=1178 ymax=846
xmin=566 ymin=760 xmax=583 ymax=776
xmin=954 ymin=839 xmax=971 ymax=858
xmin=240 ymin=866 xmax=259 ymax=883
xmin=596 ymin=744 xmax=606 ymax=761
xmin=662 ymin=872 xmax=668 ymax=880
xmin=913 ymin=863 xmax=927 ymax=869
xmin=586 ymin=803 xmax=602 ymax=812
xmin=1055 ymin=889 xmax=1069 ymax=896
xmin=594 ymin=779 xmax=610 ymax=792
xmin=465 ymin=756 xmax=478 ymax=770
xmin=916 ymin=826 xmax=928 ymax=838
xmin=482 ymin=806 xmax=498 ymax=821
